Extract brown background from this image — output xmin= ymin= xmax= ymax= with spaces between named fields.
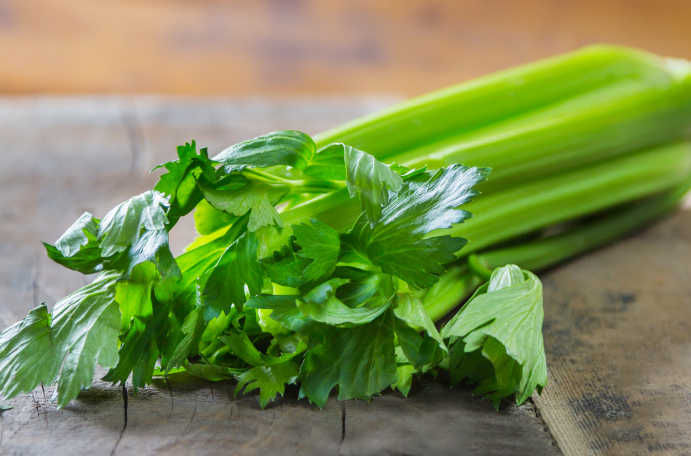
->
xmin=0 ymin=0 xmax=690 ymax=96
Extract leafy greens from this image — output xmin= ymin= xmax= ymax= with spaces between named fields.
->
xmin=0 ymin=130 xmax=548 ymax=412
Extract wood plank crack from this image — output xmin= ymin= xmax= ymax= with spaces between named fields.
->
xmin=109 ymin=385 xmax=129 ymax=456
xmin=165 ymin=377 xmax=174 ymax=418
xmin=340 ymin=401 xmax=346 ymax=443
xmin=530 ymin=397 xmax=562 ymax=454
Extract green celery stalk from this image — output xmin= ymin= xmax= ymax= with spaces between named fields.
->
xmin=448 ymin=141 xmax=691 ymax=252
xmin=422 ymin=178 xmax=691 ymax=323
xmin=314 ymin=45 xmax=682 ymax=154
xmin=315 ymin=45 xmax=691 ymax=193
xmin=395 ymin=76 xmax=691 ymax=193
xmin=479 ymin=179 xmax=691 ymax=272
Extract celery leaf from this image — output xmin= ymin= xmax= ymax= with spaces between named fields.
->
xmin=198 ymin=181 xmax=284 ymax=232
xmin=97 ymin=190 xmax=170 ymax=257
xmin=344 ymin=144 xmax=403 ymax=227
xmin=349 ymin=165 xmax=489 ymax=289
xmin=258 ymin=245 xmax=312 ymax=288
xmin=103 ymin=292 xmax=172 ymax=391
xmin=152 ymin=141 xmax=218 ymax=219
xmin=292 ymin=219 xmax=340 ymax=282
xmin=393 ymin=292 xmax=447 ymax=369
xmin=212 ymin=130 xmax=316 ymax=174
xmin=442 ymin=265 xmax=548 ymax=408
xmin=299 ymin=309 xmax=397 ymax=408
xmin=235 ymin=360 xmax=300 ymax=409
xmin=0 ymin=273 xmax=121 ymax=408
xmin=55 ymin=212 xmax=99 ymax=257
xmin=296 ymin=278 xmax=393 ymax=326
xmin=301 ymin=143 xmax=347 ymax=180
xmin=198 ymin=231 xmax=264 ymax=319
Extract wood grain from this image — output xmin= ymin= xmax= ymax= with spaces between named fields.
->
xmin=0 ymin=97 xmax=558 ymax=456
xmin=0 ymin=0 xmax=689 ymax=96
xmin=534 ymin=210 xmax=691 ymax=455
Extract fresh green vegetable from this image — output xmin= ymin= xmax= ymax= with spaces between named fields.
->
xmin=442 ymin=265 xmax=547 ymax=409
xmin=1 ymin=45 xmax=691 ymax=412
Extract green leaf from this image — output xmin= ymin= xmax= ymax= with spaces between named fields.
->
xmin=246 ymin=295 xmax=323 ymax=341
xmin=198 ymin=231 xmax=264 ymax=320
xmin=43 ymin=242 xmax=108 ymax=275
xmin=50 ymin=273 xmax=122 ymax=407
xmin=43 ymin=212 xmax=112 ymax=274
xmin=332 ymin=267 xmax=394 ymax=308
xmin=0 ymin=305 xmax=53 ymax=399
xmin=235 ymin=360 xmax=300 ymax=409
xmin=337 ymin=234 xmax=375 ymax=269
xmin=393 ymin=292 xmax=447 ymax=369
xmin=194 ymin=199 xmax=237 ymax=235
xmin=390 ymin=163 xmax=429 ymax=181
xmin=198 ymin=181 xmax=285 ymax=232
xmin=259 ymin=245 xmax=311 ymax=288
xmin=296 ymin=278 xmax=392 ymax=326
xmin=98 ymin=191 xmax=170 ymax=257
xmin=115 ymin=262 xmax=156 ymax=331
xmin=45 ymin=201 xmax=180 ymax=279
xmin=153 ymin=141 xmax=218 ymax=219
xmin=301 ymin=143 xmax=346 ymax=180
xmin=394 ymin=363 xmax=416 ymax=397
xmin=349 ymin=165 xmax=489 ymax=289
xmin=166 ymin=307 xmax=206 ymax=372
xmin=55 ymin=212 xmax=99 ymax=257
xmin=292 ymin=219 xmax=340 ymax=282
xmin=219 ymin=331 xmax=302 ymax=367
xmin=212 ymin=131 xmax=316 ymax=174
xmin=183 ymin=362 xmax=246 ymax=381
xmin=103 ymin=292 xmax=172 ymax=391
xmin=124 ymin=228 xmax=181 ymax=281
xmin=442 ymin=265 xmax=548 ymax=408
xmin=343 ymin=144 xmax=403 ymax=227
xmin=0 ymin=404 xmax=12 ymax=412
xmin=166 ymin=219 xmax=247 ymax=309
xmin=0 ymin=273 xmax=122 ymax=407
xmin=487 ymin=264 xmax=524 ymax=291
xmin=299 ymin=309 xmax=397 ymax=408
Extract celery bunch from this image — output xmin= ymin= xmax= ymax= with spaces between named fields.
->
xmin=1 ymin=45 xmax=690 ymax=411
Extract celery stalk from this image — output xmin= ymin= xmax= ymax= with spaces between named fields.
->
xmin=421 ymin=178 xmax=691 ymax=323
xmin=314 ymin=45 xmax=691 ymax=156
xmin=450 ymin=141 xmax=691 ymax=252
xmin=395 ymin=77 xmax=691 ymax=193
xmin=479 ymin=179 xmax=691 ymax=272
xmin=316 ymin=45 xmax=691 ymax=193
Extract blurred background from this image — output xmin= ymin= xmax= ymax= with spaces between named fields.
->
xmin=1 ymin=0 xmax=689 ymax=97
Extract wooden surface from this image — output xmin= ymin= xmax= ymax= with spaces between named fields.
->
xmin=535 ymin=213 xmax=691 ymax=455
xmin=1 ymin=0 xmax=690 ymax=96
xmin=0 ymin=97 xmax=559 ymax=456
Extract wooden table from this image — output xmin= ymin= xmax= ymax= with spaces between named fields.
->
xmin=0 ymin=97 xmax=689 ymax=455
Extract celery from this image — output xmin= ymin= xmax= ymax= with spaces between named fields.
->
xmin=420 ymin=178 xmax=691 ymax=322
xmin=317 ymin=45 xmax=691 ymax=193
xmin=4 ymin=45 xmax=691 ymax=411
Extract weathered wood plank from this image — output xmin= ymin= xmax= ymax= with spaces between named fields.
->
xmin=535 ymin=209 xmax=691 ymax=455
xmin=0 ymin=97 xmax=558 ymax=456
